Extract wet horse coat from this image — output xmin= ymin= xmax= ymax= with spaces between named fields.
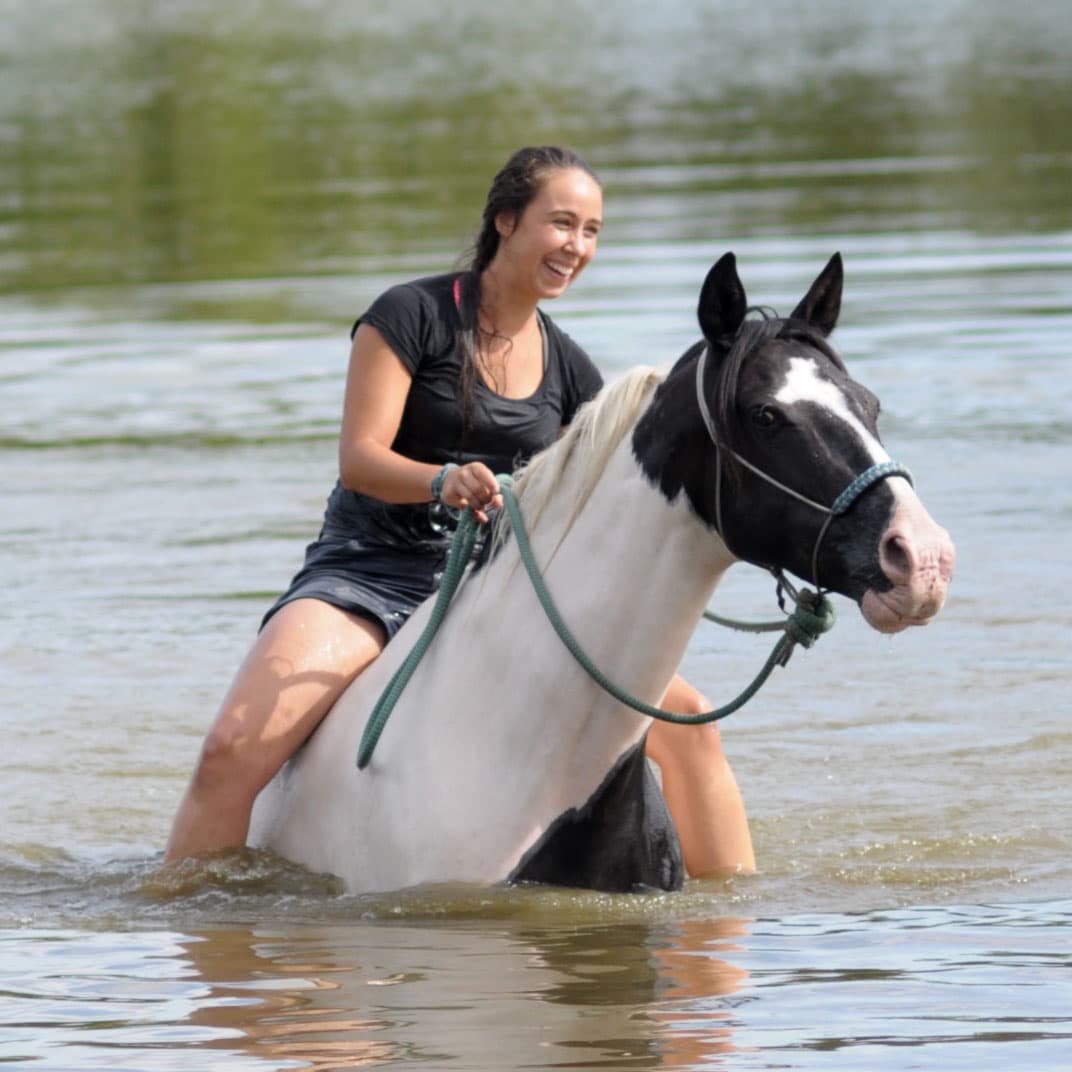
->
xmin=248 ymin=254 xmax=955 ymax=895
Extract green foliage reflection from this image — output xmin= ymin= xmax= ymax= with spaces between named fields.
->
xmin=2 ymin=2 xmax=1069 ymax=302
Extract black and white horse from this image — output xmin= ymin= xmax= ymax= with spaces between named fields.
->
xmin=248 ymin=253 xmax=955 ymax=894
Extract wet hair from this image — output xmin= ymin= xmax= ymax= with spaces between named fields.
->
xmin=454 ymin=146 xmax=602 ymax=429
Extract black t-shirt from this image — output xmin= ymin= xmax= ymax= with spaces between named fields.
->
xmin=319 ymin=272 xmax=604 ymax=553
xmin=355 ymin=272 xmax=603 ymax=474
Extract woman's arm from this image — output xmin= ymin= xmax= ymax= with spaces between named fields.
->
xmin=339 ymin=323 xmax=502 ymax=520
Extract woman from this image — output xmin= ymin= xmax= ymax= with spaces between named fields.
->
xmin=165 ymin=146 xmax=755 ymax=877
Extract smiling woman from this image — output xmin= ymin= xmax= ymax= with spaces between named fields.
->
xmin=163 ymin=144 xmax=756 ymax=881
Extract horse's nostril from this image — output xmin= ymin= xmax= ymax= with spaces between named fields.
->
xmin=882 ymin=533 xmax=912 ymax=579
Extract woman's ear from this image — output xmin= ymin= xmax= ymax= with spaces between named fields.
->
xmin=495 ymin=210 xmax=517 ymax=239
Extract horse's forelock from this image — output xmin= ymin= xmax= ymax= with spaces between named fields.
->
xmin=712 ymin=311 xmax=776 ymax=452
xmin=712 ymin=312 xmax=845 ymax=452
xmin=705 ymin=311 xmax=846 ymax=495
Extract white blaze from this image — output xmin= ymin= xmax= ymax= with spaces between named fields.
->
xmin=775 ymin=356 xmax=888 ymax=465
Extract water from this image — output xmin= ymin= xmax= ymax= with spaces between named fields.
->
xmin=2 ymin=2 xmax=1071 ymax=1069
xmin=4 ymin=901 xmax=1070 ymax=1070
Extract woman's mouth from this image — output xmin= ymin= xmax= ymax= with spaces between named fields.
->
xmin=544 ymin=260 xmax=575 ymax=281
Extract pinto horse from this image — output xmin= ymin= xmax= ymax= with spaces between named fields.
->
xmin=248 ymin=253 xmax=955 ymax=895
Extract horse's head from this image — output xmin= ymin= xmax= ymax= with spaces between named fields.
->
xmin=633 ymin=253 xmax=955 ymax=633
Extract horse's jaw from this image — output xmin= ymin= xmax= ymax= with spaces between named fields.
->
xmin=858 ymin=486 xmax=956 ymax=634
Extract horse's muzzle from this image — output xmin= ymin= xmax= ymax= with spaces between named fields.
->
xmin=861 ymin=492 xmax=956 ymax=633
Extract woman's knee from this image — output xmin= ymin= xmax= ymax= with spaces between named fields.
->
xmin=647 ymin=718 xmax=725 ymax=769
xmin=189 ymin=717 xmax=273 ymax=803
xmin=653 ymin=678 xmax=726 ymax=754
xmin=661 ymin=675 xmax=715 ymax=716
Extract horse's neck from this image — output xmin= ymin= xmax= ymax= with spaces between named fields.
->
xmin=515 ymin=435 xmax=735 ymax=694
xmin=459 ymin=436 xmax=734 ymax=845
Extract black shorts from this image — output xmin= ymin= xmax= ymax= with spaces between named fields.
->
xmin=261 ymin=535 xmax=448 ymax=641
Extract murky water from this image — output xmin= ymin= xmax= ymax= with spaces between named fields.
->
xmin=2 ymin=2 xmax=1071 ymax=1069
xmin=4 ymin=900 xmax=1070 ymax=1071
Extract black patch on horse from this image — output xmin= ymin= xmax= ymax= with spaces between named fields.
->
xmin=508 ymin=737 xmax=684 ymax=893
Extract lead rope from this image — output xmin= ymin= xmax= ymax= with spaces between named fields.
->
xmin=357 ymin=476 xmax=835 ymax=770
xmin=356 ymin=503 xmax=481 ymax=769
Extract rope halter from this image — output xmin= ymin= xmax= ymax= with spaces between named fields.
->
xmin=694 ymin=346 xmax=913 ymax=592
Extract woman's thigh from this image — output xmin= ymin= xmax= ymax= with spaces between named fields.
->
xmin=210 ymin=598 xmax=387 ymax=778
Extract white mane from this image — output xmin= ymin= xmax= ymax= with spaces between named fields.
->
xmin=500 ymin=366 xmax=663 ymax=545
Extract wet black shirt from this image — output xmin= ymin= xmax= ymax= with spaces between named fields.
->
xmin=321 ymin=272 xmax=604 ymax=553
xmin=357 ymin=272 xmax=603 ymax=473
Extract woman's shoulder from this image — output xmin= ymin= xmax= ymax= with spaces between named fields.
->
xmin=361 ymin=271 xmax=457 ymax=318
xmin=352 ymin=272 xmax=461 ymax=346
xmin=384 ymin=271 xmax=458 ymax=304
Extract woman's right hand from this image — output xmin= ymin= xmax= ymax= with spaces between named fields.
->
xmin=439 ymin=462 xmax=503 ymax=524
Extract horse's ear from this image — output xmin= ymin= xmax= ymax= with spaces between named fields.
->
xmin=698 ymin=252 xmax=747 ymax=343
xmin=789 ymin=253 xmax=843 ymax=336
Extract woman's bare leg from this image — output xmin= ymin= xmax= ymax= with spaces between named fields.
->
xmin=646 ymin=674 xmax=756 ymax=877
xmin=164 ymin=599 xmax=386 ymax=862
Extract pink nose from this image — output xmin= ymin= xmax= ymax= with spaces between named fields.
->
xmin=879 ymin=500 xmax=956 ymax=620
xmin=860 ymin=485 xmax=955 ymax=633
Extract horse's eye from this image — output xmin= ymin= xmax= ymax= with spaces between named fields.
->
xmin=752 ymin=404 xmax=780 ymax=429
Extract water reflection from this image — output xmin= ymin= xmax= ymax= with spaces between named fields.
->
xmin=175 ymin=915 xmax=753 ymax=1069
xmin=2 ymin=0 xmax=1070 ymax=300
xmin=4 ymin=905 xmax=1068 ymax=1070
xmin=649 ymin=919 xmax=751 ymax=1067
xmin=180 ymin=928 xmax=398 ymax=1069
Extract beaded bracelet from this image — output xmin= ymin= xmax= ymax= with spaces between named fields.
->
xmin=430 ymin=462 xmax=458 ymax=503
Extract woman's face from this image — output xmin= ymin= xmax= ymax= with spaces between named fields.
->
xmin=494 ymin=167 xmax=603 ymax=302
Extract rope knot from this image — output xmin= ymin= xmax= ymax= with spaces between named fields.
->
xmin=785 ymin=591 xmax=837 ymax=649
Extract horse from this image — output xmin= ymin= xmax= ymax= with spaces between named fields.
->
xmin=248 ymin=252 xmax=956 ymax=895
